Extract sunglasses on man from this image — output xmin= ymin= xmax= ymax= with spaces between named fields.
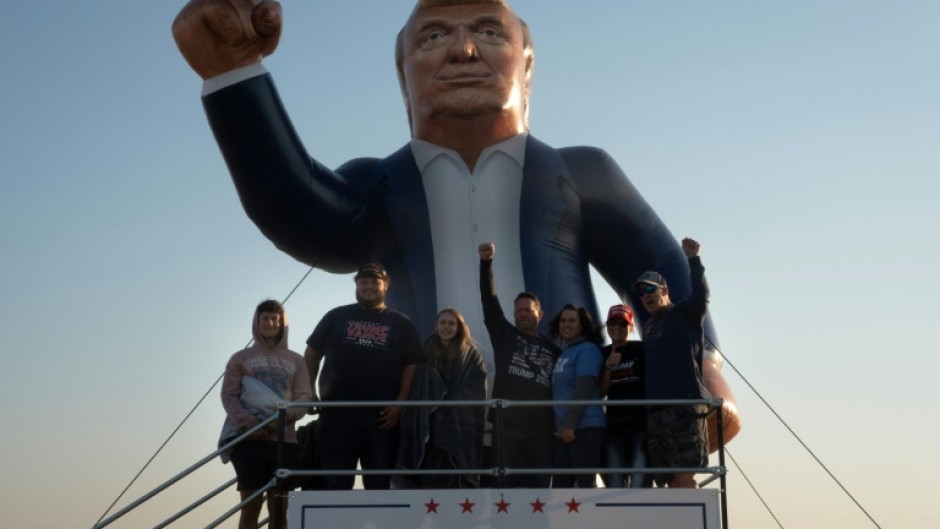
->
xmin=634 ymin=284 xmax=659 ymax=295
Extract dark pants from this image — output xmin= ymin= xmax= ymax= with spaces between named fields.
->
xmin=603 ymin=424 xmax=651 ymax=488
xmin=417 ymin=446 xmax=463 ymax=489
xmin=230 ymin=440 xmax=300 ymax=491
xmin=318 ymin=410 xmax=398 ymax=490
xmin=483 ymin=421 xmax=554 ymax=488
xmin=552 ymin=427 xmax=605 ymax=488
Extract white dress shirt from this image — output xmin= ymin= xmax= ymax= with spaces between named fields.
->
xmin=411 ymin=134 xmax=528 ymax=384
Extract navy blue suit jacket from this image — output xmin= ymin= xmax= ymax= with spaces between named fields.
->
xmin=203 ymin=73 xmax=716 ymax=346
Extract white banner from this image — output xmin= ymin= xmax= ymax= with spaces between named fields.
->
xmin=288 ymin=488 xmax=721 ymax=529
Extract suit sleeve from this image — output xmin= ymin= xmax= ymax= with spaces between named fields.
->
xmin=202 ymin=74 xmax=378 ymax=272
xmin=561 ymin=147 xmax=720 ymax=350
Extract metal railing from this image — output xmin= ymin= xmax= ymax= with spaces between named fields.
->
xmin=92 ymin=412 xmax=279 ymax=529
xmin=92 ymin=397 xmax=728 ymax=529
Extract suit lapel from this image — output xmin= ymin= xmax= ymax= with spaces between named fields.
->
xmin=520 ymin=135 xmax=574 ymax=325
xmin=375 ymin=145 xmax=438 ymax=334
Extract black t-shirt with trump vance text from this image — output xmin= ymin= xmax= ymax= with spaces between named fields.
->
xmin=307 ymin=303 xmax=425 ymax=404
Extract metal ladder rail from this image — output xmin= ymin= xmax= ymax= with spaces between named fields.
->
xmin=91 ymin=413 xmax=279 ymax=529
xmin=205 ymin=479 xmax=277 ymax=529
xmin=153 ymin=477 xmax=237 ymax=529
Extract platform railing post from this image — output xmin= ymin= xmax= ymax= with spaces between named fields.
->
xmin=493 ymin=399 xmax=505 ymax=489
xmin=273 ymin=406 xmax=287 ymax=529
xmin=715 ymin=399 xmax=728 ymax=529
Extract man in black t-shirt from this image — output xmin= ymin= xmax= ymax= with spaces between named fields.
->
xmin=305 ymin=262 xmax=425 ymax=489
xmin=479 ymin=243 xmax=559 ymax=488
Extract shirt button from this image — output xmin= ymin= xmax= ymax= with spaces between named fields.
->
xmin=473 ymin=223 xmax=479 ymax=232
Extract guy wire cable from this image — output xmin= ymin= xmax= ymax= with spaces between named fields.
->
xmin=714 ymin=340 xmax=883 ymax=529
xmin=93 ymin=266 xmax=315 ymax=528
xmin=726 ymin=447 xmax=785 ymax=529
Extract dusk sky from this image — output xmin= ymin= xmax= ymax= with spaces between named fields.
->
xmin=1 ymin=1 xmax=937 ymax=528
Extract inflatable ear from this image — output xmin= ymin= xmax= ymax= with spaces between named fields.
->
xmin=702 ymin=354 xmax=741 ymax=453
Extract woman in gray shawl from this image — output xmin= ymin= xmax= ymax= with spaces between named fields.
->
xmin=395 ymin=308 xmax=488 ymax=488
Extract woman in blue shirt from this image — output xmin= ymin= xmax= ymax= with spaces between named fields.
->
xmin=549 ymin=304 xmax=607 ymax=488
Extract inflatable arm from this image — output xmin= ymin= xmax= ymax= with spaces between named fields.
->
xmin=203 ymin=74 xmax=379 ymax=272
xmin=561 ymin=147 xmax=740 ymax=449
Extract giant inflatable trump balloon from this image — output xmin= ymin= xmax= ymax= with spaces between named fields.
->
xmin=173 ymin=0 xmax=740 ymax=449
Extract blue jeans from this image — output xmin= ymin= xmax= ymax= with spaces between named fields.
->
xmin=604 ymin=426 xmax=651 ymax=488
xmin=552 ymin=427 xmax=605 ymax=488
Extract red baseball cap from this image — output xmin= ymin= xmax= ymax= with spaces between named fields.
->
xmin=606 ymin=304 xmax=634 ymax=325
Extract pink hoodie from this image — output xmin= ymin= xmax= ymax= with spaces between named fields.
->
xmin=220 ymin=310 xmax=312 ymax=444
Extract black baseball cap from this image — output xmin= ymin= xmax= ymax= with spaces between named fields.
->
xmin=632 ymin=270 xmax=667 ymax=290
xmin=355 ymin=261 xmax=389 ymax=281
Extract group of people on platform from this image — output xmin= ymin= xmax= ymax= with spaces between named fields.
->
xmin=220 ymin=238 xmax=713 ymax=528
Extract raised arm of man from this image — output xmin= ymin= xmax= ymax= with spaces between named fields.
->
xmin=478 ymin=242 xmax=511 ymax=342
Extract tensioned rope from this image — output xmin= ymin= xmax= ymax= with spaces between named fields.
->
xmin=725 ymin=448 xmax=785 ymax=529
xmin=717 ymin=344 xmax=883 ymax=529
xmin=92 ymin=267 xmax=315 ymax=528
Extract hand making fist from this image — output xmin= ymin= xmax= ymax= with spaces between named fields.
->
xmin=172 ymin=0 xmax=282 ymax=79
xmin=479 ymin=242 xmax=495 ymax=261
xmin=681 ymin=237 xmax=701 ymax=258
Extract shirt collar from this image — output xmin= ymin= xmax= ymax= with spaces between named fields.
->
xmin=410 ymin=132 xmax=527 ymax=173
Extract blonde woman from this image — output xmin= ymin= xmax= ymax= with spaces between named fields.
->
xmin=396 ymin=309 xmax=487 ymax=488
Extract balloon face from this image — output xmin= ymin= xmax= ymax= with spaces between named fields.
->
xmin=401 ymin=3 xmax=530 ymax=136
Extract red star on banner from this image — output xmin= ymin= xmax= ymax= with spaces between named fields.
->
xmin=530 ymin=498 xmax=546 ymax=513
xmin=424 ymin=499 xmax=439 ymax=514
xmin=566 ymin=498 xmax=581 ymax=513
xmin=460 ymin=498 xmax=476 ymax=513
xmin=495 ymin=497 xmax=510 ymax=513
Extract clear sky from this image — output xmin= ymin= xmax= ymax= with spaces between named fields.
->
xmin=1 ymin=1 xmax=937 ymax=528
